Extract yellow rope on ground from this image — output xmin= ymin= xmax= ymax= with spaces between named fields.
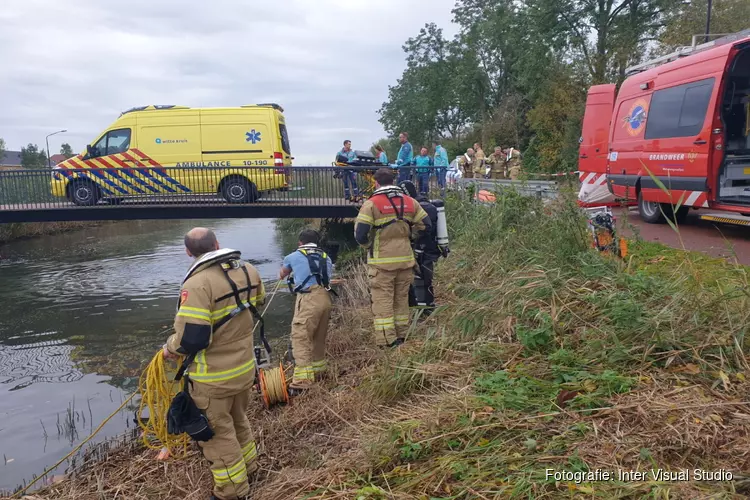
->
xmin=14 ymin=279 xmax=288 ymax=498
xmin=13 ymin=392 xmax=137 ymax=498
xmin=136 ymin=350 xmax=189 ymax=457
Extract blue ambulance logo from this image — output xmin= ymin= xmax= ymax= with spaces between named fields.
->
xmin=155 ymin=138 xmax=162 ymax=144
xmin=246 ymin=130 xmax=262 ymax=144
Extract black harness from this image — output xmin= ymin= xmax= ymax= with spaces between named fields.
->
xmin=287 ymin=246 xmax=337 ymax=296
xmin=175 ymin=257 xmax=269 ymax=383
xmin=368 ymin=188 xmax=413 ymax=257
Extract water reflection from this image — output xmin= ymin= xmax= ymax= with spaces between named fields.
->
xmin=0 ymin=218 xmax=295 ymax=491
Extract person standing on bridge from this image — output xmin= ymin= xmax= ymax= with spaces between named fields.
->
xmin=375 ymin=144 xmax=388 ymax=165
xmin=279 ymin=229 xmax=334 ymax=393
xmin=163 ymin=227 xmax=264 ymax=500
xmin=355 ymin=168 xmax=431 ymax=348
xmin=433 ymin=141 xmax=449 ymax=196
xmin=336 ymin=139 xmax=359 ymax=202
xmin=395 ymin=132 xmax=414 ymax=184
xmin=412 ymin=147 xmax=433 ymax=196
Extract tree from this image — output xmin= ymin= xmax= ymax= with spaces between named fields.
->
xmin=21 ymin=144 xmax=47 ymax=169
xmin=660 ymin=0 xmax=750 ymax=50
xmin=378 ymin=23 xmax=472 ymax=147
xmin=0 ymin=138 xmax=5 ymax=164
xmin=60 ymin=143 xmax=74 ymax=158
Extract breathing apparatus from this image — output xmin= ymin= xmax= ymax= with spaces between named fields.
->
xmin=168 ymin=249 xmax=273 ymax=442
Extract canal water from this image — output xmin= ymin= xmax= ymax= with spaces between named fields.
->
xmin=0 ymin=219 xmax=298 ymax=492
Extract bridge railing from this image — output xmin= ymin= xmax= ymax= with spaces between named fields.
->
xmin=0 ymin=166 xmax=391 ymax=210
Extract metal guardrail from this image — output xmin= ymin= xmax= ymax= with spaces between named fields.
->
xmin=0 ymin=165 xmax=378 ymax=210
xmin=456 ymin=177 xmax=559 ymax=200
xmin=0 ymin=165 xmax=569 ymax=222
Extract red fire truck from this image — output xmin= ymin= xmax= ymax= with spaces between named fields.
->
xmin=578 ymin=29 xmax=750 ymax=225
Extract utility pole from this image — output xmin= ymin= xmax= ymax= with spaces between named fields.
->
xmin=45 ymin=129 xmax=67 ymax=168
xmin=704 ymin=0 xmax=713 ymax=43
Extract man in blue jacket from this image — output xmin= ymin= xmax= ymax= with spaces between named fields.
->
xmin=412 ymin=147 xmax=433 ymax=196
xmin=395 ymin=132 xmax=414 ymax=184
xmin=336 ymin=139 xmax=359 ymax=201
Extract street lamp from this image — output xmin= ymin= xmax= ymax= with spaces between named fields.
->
xmin=45 ymin=129 xmax=67 ymax=168
xmin=704 ymin=0 xmax=713 ymax=44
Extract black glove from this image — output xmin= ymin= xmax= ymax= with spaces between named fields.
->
xmin=439 ymin=245 xmax=450 ymax=259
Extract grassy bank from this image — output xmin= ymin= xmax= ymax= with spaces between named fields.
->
xmin=0 ymin=222 xmax=102 ymax=244
xmin=24 ymin=191 xmax=750 ymax=499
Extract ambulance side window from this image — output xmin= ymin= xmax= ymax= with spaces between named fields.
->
xmin=89 ymin=129 xmax=131 ymax=158
xmin=106 ymin=129 xmax=131 ymax=155
xmin=645 ymin=78 xmax=715 ymax=139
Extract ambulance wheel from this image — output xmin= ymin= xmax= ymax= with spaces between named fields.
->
xmin=637 ymin=192 xmax=664 ymax=224
xmin=68 ymin=179 xmax=101 ymax=206
xmin=220 ymin=176 xmax=258 ymax=203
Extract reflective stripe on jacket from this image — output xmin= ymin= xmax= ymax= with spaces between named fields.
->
xmin=168 ymin=261 xmax=265 ymax=397
xmin=354 ymin=186 xmax=428 ymax=270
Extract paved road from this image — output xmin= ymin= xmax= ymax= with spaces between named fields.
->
xmin=616 ymin=208 xmax=750 ymax=265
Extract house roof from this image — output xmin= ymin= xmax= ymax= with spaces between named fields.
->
xmin=0 ymin=151 xmax=23 ymax=167
xmin=49 ymin=154 xmax=67 ymax=164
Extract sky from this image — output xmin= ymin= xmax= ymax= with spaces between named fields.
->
xmin=0 ymin=0 xmax=457 ymax=165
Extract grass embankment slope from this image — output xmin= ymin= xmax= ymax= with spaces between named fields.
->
xmin=28 ymin=192 xmax=750 ymax=500
xmin=0 ymin=222 xmax=99 ymax=244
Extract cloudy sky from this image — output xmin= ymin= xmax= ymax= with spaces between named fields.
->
xmin=0 ymin=0 xmax=457 ymax=164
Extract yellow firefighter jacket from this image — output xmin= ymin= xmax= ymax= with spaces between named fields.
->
xmin=473 ymin=148 xmax=486 ymax=174
xmin=506 ymin=148 xmax=522 ymax=179
xmin=487 ymin=153 xmax=505 ymax=175
xmin=354 ymin=186 xmax=429 ymax=271
xmin=167 ymin=249 xmax=265 ymax=399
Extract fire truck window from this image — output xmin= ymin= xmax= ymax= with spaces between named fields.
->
xmin=645 ymin=77 xmax=715 ymax=140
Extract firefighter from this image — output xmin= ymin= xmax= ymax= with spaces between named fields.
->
xmin=506 ymin=147 xmax=522 ymax=180
xmin=336 ymin=139 xmax=359 ymax=201
xmin=163 ymin=227 xmax=264 ymax=500
xmin=472 ymin=142 xmax=486 ymax=179
xmin=399 ymin=180 xmax=447 ymax=316
xmin=486 ymin=146 xmax=506 ymax=179
xmin=395 ymin=132 xmax=414 ymax=184
xmin=354 ymin=168 xmax=431 ymax=347
xmin=279 ymin=229 xmax=334 ymax=392
xmin=458 ymin=148 xmax=475 ymax=180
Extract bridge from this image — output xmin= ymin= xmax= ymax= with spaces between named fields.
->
xmin=0 ymin=165 xmax=563 ymax=223
xmin=0 ymin=166 xmax=368 ymax=223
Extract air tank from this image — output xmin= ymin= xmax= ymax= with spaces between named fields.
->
xmin=431 ymin=199 xmax=449 ymax=246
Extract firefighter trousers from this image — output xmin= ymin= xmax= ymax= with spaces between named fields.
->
xmin=291 ymin=286 xmax=332 ymax=387
xmin=192 ymin=387 xmax=257 ymax=500
xmin=368 ymin=266 xmax=413 ymax=346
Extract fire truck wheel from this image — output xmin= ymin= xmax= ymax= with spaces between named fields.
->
xmin=637 ymin=192 xmax=664 ymax=224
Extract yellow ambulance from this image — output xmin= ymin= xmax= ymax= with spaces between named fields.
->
xmin=51 ymin=104 xmax=292 ymax=205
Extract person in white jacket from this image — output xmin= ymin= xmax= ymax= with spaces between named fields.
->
xmin=446 ymin=155 xmax=465 ymax=190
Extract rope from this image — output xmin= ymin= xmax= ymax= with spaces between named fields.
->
xmin=136 ymin=351 xmax=189 ymax=457
xmin=256 ymin=280 xmax=289 ymax=408
xmin=13 ymin=392 xmax=137 ymax=498
xmin=14 ymin=278 xmax=288 ymax=498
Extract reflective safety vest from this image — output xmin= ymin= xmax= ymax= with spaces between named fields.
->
xmin=355 ymin=186 xmax=428 ymax=271
xmin=287 ymin=246 xmax=335 ymax=295
xmin=167 ymin=249 xmax=267 ymax=396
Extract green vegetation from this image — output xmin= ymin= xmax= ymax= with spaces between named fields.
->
xmin=309 ymin=191 xmax=750 ymax=498
xmin=377 ymin=0 xmax=749 ymax=173
xmin=21 ymin=143 xmax=48 ymax=169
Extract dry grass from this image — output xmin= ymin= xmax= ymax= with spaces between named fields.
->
xmin=14 ymin=191 xmax=750 ymax=499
